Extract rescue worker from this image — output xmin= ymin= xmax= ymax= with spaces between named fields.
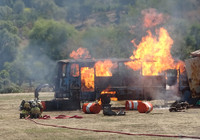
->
xmin=30 ymin=101 xmax=42 ymax=119
xmin=20 ymin=100 xmax=31 ymax=119
xmin=36 ymin=100 xmax=43 ymax=113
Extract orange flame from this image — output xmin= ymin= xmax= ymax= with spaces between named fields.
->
xmin=176 ymin=60 xmax=185 ymax=73
xmin=141 ymin=8 xmax=165 ymax=28
xmin=81 ymin=67 xmax=94 ymax=92
xmin=70 ymin=47 xmax=91 ymax=59
xmin=99 ymin=87 xmax=118 ymax=104
xmin=95 ymin=60 xmax=117 ymax=77
xmin=101 ymin=90 xmax=116 ymax=95
xmin=125 ymin=27 xmax=184 ymax=75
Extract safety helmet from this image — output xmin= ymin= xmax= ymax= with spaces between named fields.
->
xmin=24 ymin=102 xmax=30 ymax=108
xmin=32 ymin=101 xmax=36 ymax=107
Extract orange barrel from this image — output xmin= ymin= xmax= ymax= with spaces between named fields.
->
xmin=125 ymin=100 xmax=141 ymax=110
xmin=138 ymin=101 xmax=153 ymax=113
xmin=82 ymin=103 xmax=101 ymax=114
xmin=41 ymin=101 xmax=46 ymax=111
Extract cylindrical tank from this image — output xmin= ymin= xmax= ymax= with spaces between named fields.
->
xmin=125 ymin=100 xmax=141 ymax=110
xmin=138 ymin=101 xmax=153 ymax=113
xmin=82 ymin=103 xmax=101 ymax=114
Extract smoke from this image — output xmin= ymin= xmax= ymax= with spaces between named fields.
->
xmin=21 ymin=44 xmax=56 ymax=84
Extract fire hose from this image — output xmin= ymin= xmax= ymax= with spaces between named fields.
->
xmin=25 ymin=116 xmax=200 ymax=139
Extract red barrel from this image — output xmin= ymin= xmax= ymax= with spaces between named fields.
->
xmin=125 ymin=100 xmax=141 ymax=110
xmin=138 ymin=101 xmax=153 ymax=113
xmin=82 ymin=103 xmax=101 ymax=114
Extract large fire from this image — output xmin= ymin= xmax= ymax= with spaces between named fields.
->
xmin=95 ymin=60 xmax=117 ymax=77
xmin=81 ymin=67 xmax=94 ymax=92
xmin=125 ymin=28 xmax=184 ymax=75
xmin=69 ymin=9 xmax=185 ymax=90
xmin=125 ymin=8 xmax=184 ymax=75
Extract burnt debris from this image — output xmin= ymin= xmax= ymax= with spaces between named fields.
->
xmin=101 ymin=94 xmax=125 ymax=116
xmin=169 ymin=100 xmax=190 ymax=112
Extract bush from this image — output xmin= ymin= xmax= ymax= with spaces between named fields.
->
xmin=0 ymin=83 xmax=22 ymax=93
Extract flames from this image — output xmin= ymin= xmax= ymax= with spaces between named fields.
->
xmin=95 ymin=60 xmax=117 ymax=77
xmin=141 ymin=8 xmax=165 ymax=28
xmin=70 ymin=47 xmax=91 ymax=59
xmin=125 ymin=28 xmax=182 ymax=75
xmin=70 ymin=48 xmax=117 ymax=90
xmin=98 ymin=87 xmax=118 ymax=105
xmin=81 ymin=67 xmax=94 ymax=92
xmin=80 ymin=60 xmax=117 ymax=90
xmin=69 ymin=8 xmax=185 ymax=93
xmin=125 ymin=8 xmax=184 ymax=75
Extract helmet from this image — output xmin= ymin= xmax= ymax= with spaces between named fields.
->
xmin=24 ymin=102 xmax=30 ymax=108
xmin=32 ymin=101 xmax=36 ymax=107
xmin=37 ymin=100 xmax=41 ymax=103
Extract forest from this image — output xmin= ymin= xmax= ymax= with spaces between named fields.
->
xmin=0 ymin=0 xmax=200 ymax=93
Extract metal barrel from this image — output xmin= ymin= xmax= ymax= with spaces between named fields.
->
xmin=138 ymin=101 xmax=153 ymax=113
xmin=125 ymin=100 xmax=141 ymax=110
xmin=82 ymin=103 xmax=101 ymax=114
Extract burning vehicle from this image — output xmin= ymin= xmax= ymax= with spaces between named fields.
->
xmin=36 ymin=26 xmax=187 ymax=111
xmin=32 ymin=47 xmax=200 ymax=112
xmin=31 ymin=9 xmax=200 ymax=111
xmin=35 ymin=57 xmax=180 ymax=111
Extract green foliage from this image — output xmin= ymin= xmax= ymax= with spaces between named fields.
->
xmin=0 ymin=20 xmax=18 ymax=34
xmin=182 ymin=24 xmax=200 ymax=59
xmin=0 ymin=29 xmax=20 ymax=69
xmin=187 ymin=24 xmax=200 ymax=49
xmin=13 ymin=0 xmax=24 ymax=14
xmin=0 ymin=69 xmax=21 ymax=93
xmin=79 ymin=25 xmax=133 ymax=58
xmin=4 ymin=61 xmax=29 ymax=86
xmin=31 ymin=0 xmax=64 ymax=19
xmin=29 ymin=19 xmax=77 ymax=60
xmin=0 ymin=83 xmax=22 ymax=93
xmin=0 ymin=6 xmax=12 ymax=20
xmin=0 ymin=0 xmax=15 ymax=7
xmin=0 ymin=70 xmax=9 ymax=79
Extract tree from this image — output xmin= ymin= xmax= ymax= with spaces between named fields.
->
xmin=29 ymin=19 xmax=77 ymax=60
xmin=0 ymin=6 xmax=12 ymax=20
xmin=0 ymin=0 xmax=15 ymax=7
xmin=31 ymin=0 xmax=62 ymax=19
xmin=0 ymin=70 xmax=10 ymax=89
xmin=4 ymin=61 xmax=29 ymax=86
xmin=0 ymin=20 xmax=18 ymax=34
xmin=0 ymin=29 xmax=20 ymax=70
xmin=181 ymin=24 xmax=200 ymax=59
xmin=79 ymin=25 xmax=133 ymax=58
xmin=13 ymin=0 xmax=25 ymax=14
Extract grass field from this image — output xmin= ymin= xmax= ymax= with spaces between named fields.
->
xmin=0 ymin=92 xmax=200 ymax=140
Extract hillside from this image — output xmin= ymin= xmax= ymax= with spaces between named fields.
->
xmin=0 ymin=0 xmax=200 ymax=92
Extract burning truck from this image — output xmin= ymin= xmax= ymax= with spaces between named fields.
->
xmin=35 ymin=27 xmax=187 ymax=111
xmin=32 ymin=25 xmax=200 ymax=112
xmin=34 ymin=54 xmax=200 ymax=112
xmin=34 ymin=57 xmax=179 ymax=111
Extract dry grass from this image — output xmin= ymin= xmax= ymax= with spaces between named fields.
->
xmin=0 ymin=92 xmax=200 ymax=140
